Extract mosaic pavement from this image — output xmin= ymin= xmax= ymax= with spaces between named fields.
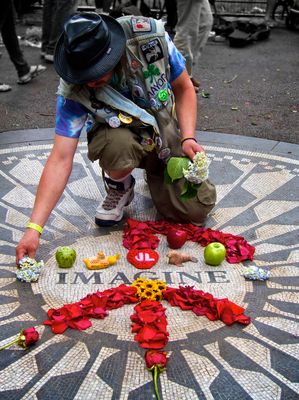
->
xmin=0 ymin=135 xmax=299 ymax=399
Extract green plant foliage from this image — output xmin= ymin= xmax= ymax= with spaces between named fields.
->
xmin=167 ymin=157 xmax=189 ymax=181
xmin=164 ymin=167 xmax=179 ymax=185
xmin=181 ymin=183 xmax=198 ymax=202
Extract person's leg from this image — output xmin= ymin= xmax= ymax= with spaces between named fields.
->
xmin=41 ymin=0 xmax=57 ymax=55
xmin=145 ymin=142 xmax=216 ymax=226
xmin=103 ymin=0 xmax=112 ymax=13
xmin=192 ymin=0 xmax=213 ymax=67
xmin=174 ymin=0 xmax=200 ymax=78
xmin=0 ymin=0 xmax=30 ymax=78
xmin=264 ymin=0 xmax=276 ymax=21
xmin=95 ymin=0 xmax=104 ymax=13
xmin=88 ymin=124 xmax=146 ymax=226
xmin=165 ymin=0 xmax=177 ymax=32
xmin=46 ymin=0 xmax=78 ymax=57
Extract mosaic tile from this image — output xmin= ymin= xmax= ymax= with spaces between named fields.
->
xmin=0 ymin=141 xmax=299 ymax=399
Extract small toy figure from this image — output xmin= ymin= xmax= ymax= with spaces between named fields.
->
xmin=166 ymin=250 xmax=198 ymax=267
xmin=83 ymin=251 xmax=121 ymax=270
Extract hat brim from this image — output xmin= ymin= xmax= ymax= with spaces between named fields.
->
xmin=54 ymin=14 xmax=126 ymax=84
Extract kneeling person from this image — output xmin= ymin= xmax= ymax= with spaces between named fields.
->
xmin=15 ymin=12 xmax=216 ymax=262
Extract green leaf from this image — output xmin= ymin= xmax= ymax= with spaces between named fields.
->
xmin=181 ymin=179 xmax=189 ymax=195
xmin=167 ymin=157 xmax=189 ymax=181
xmin=181 ymin=185 xmax=198 ymax=202
xmin=231 ymin=107 xmax=238 ymax=110
xmin=13 ymin=123 xmax=20 ymax=126
xmin=192 ymin=182 xmax=202 ymax=191
xmin=164 ymin=167 xmax=180 ymax=185
xmin=202 ymin=93 xmax=210 ymax=98
xmin=251 ymin=120 xmax=257 ymax=125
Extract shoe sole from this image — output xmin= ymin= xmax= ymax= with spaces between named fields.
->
xmin=95 ymin=184 xmax=135 ymax=227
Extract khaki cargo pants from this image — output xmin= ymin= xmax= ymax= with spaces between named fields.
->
xmin=87 ymin=123 xmax=216 ymax=226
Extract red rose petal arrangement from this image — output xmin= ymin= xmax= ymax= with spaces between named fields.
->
xmin=131 ymin=299 xmax=169 ymax=349
xmin=163 ymin=286 xmax=250 ymax=326
xmin=123 ymin=218 xmax=255 ymax=263
xmin=44 ymin=284 xmax=139 ymax=334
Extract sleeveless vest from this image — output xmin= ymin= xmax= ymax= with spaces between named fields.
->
xmin=56 ymin=16 xmax=182 ymax=162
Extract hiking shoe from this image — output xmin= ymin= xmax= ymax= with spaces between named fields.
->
xmin=44 ymin=54 xmax=54 ymax=63
xmin=191 ymin=77 xmax=201 ymax=87
xmin=95 ymin=176 xmax=135 ymax=226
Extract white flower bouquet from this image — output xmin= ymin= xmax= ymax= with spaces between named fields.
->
xmin=164 ymin=152 xmax=210 ymax=202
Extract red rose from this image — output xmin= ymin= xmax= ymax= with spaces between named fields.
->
xmin=144 ymin=349 xmax=169 ymax=400
xmin=20 ymin=327 xmax=39 ymax=348
xmin=0 ymin=327 xmax=40 ymax=352
xmin=144 ymin=350 xmax=169 ymax=370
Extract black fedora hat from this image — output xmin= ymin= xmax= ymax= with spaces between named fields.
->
xmin=54 ymin=12 xmax=126 ymax=84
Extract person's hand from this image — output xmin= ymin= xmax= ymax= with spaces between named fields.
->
xmin=181 ymin=139 xmax=206 ymax=161
xmin=15 ymin=229 xmax=40 ymax=264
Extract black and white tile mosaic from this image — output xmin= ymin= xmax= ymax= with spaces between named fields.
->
xmin=0 ymin=141 xmax=299 ymax=399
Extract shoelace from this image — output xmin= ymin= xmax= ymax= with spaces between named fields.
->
xmin=102 ymin=188 xmax=128 ymax=210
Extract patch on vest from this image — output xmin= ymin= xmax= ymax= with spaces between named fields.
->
xmin=141 ymin=39 xmax=164 ymax=64
xmin=131 ymin=17 xmax=152 ymax=32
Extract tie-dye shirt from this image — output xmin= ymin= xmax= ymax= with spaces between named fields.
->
xmin=55 ymin=32 xmax=185 ymax=139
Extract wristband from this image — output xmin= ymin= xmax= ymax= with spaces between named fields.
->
xmin=181 ymin=137 xmax=197 ymax=145
xmin=27 ymin=223 xmax=43 ymax=234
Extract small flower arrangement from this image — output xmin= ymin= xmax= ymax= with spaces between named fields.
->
xmin=16 ymin=256 xmax=44 ymax=282
xmin=241 ymin=265 xmax=270 ymax=281
xmin=164 ymin=152 xmax=210 ymax=201
xmin=0 ymin=327 xmax=39 ymax=351
xmin=132 ymin=278 xmax=166 ymax=302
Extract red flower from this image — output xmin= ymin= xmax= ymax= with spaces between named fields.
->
xmin=144 ymin=350 xmax=169 ymax=400
xmin=20 ymin=327 xmax=39 ymax=348
xmin=144 ymin=349 xmax=169 ymax=370
xmin=0 ymin=327 xmax=39 ymax=351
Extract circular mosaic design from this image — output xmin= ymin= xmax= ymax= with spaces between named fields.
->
xmin=0 ymin=141 xmax=299 ymax=399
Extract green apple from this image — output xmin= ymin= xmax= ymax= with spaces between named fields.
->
xmin=56 ymin=246 xmax=76 ymax=268
xmin=204 ymin=242 xmax=226 ymax=266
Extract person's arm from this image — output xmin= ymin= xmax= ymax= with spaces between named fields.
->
xmin=15 ymin=133 xmax=79 ymax=263
xmin=171 ymin=67 xmax=206 ymax=160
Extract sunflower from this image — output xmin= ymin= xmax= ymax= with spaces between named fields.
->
xmin=132 ymin=278 xmax=147 ymax=286
xmin=155 ymin=280 xmax=166 ymax=291
xmin=136 ymin=287 xmax=144 ymax=299
xmin=145 ymin=282 xmax=154 ymax=289
xmin=144 ymin=288 xmax=154 ymax=298
xmin=132 ymin=282 xmax=143 ymax=289
xmin=152 ymin=290 xmax=163 ymax=302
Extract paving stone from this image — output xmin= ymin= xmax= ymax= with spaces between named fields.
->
xmin=0 ymin=132 xmax=298 ymax=399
